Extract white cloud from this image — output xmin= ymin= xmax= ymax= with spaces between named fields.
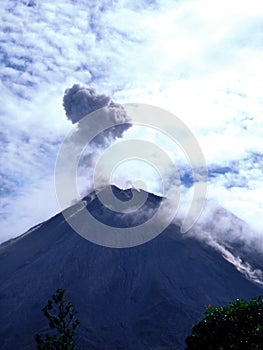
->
xmin=0 ymin=0 xmax=263 ymax=242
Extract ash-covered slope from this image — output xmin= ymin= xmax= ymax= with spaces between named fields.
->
xmin=0 ymin=186 xmax=262 ymax=350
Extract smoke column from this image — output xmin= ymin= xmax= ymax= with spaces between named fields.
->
xmin=62 ymin=84 xmax=132 ymax=196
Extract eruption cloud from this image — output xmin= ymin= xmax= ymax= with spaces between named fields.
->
xmin=63 ymin=84 xmax=111 ymax=123
xmin=56 ymin=84 xmax=263 ymax=291
xmin=63 ymin=84 xmax=132 ymax=147
xmin=61 ymin=84 xmax=132 ymax=199
xmin=56 ymin=85 xmax=262 ymax=282
xmin=55 ymin=89 xmax=208 ymax=248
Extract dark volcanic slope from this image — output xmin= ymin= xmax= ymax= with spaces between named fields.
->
xmin=0 ymin=186 xmax=262 ymax=350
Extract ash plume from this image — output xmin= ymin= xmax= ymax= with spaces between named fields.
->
xmin=63 ymin=84 xmax=131 ymax=146
xmin=61 ymin=84 xmax=132 ymax=197
xmin=63 ymin=84 xmax=111 ymax=123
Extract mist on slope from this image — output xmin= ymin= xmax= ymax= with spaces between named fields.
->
xmin=161 ymin=186 xmax=263 ymax=285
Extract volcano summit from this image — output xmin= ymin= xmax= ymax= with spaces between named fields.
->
xmin=0 ymin=186 xmax=262 ymax=349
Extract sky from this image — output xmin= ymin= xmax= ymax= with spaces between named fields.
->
xmin=0 ymin=0 xmax=263 ymax=243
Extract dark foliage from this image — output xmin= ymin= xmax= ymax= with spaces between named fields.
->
xmin=35 ymin=288 xmax=80 ymax=350
xmin=185 ymin=295 xmax=263 ymax=350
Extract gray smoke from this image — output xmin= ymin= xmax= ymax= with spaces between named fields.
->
xmin=63 ymin=84 xmax=131 ymax=145
xmin=63 ymin=84 xmax=111 ymax=123
xmin=62 ymin=84 xmax=132 ymax=197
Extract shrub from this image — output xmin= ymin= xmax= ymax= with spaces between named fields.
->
xmin=185 ymin=296 xmax=263 ymax=349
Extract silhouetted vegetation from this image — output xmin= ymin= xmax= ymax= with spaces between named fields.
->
xmin=35 ymin=288 xmax=80 ymax=349
xmin=185 ymin=295 xmax=263 ymax=349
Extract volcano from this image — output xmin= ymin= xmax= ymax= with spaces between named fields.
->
xmin=0 ymin=186 xmax=262 ymax=350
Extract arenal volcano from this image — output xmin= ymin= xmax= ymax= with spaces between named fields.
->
xmin=0 ymin=186 xmax=262 ymax=350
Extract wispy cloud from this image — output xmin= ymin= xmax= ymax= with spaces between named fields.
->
xmin=0 ymin=0 xmax=263 ymax=242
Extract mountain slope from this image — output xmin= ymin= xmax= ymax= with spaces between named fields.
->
xmin=0 ymin=186 xmax=262 ymax=350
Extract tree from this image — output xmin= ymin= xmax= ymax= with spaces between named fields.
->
xmin=35 ymin=288 xmax=80 ymax=350
xmin=185 ymin=296 xmax=263 ymax=350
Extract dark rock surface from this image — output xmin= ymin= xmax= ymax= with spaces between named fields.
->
xmin=0 ymin=186 xmax=262 ymax=349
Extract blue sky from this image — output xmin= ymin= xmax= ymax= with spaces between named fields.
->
xmin=0 ymin=0 xmax=263 ymax=242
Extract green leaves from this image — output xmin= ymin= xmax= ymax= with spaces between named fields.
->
xmin=35 ymin=289 xmax=80 ymax=350
xmin=185 ymin=295 xmax=263 ymax=350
